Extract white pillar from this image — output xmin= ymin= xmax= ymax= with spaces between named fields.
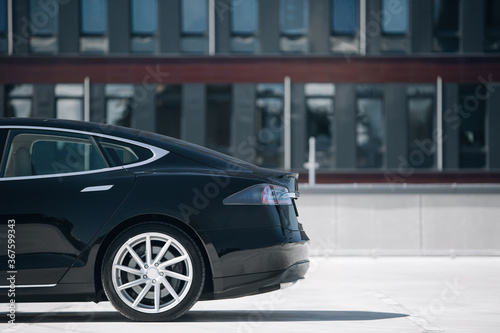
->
xmin=359 ymin=0 xmax=367 ymax=56
xmin=7 ymin=0 xmax=13 ymax=55
xmin=208 ymin=0 xmax=215 ymax=55
xmin=284 ymin=76 xmax=291 ymax=170
xmin=84 ymin=77 xmax=90 ymax=122
xmin=308 ymin=137 xmax=316 ymax=185
xmin=437 ymin=76 xmax=443 ymax=172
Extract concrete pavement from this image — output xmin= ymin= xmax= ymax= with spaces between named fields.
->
xmin=2 ymin=257 xmax=499 ymax=332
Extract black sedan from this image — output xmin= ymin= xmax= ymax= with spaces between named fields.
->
xmin=0 ymin=118 xmax=309 ymax=321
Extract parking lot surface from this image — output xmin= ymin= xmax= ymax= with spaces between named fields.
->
xmin=2 ymin=257 xmax=499 ymax=332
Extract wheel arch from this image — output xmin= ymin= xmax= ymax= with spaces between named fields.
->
xmin=93 ymin=213 xmax=214 ymax=302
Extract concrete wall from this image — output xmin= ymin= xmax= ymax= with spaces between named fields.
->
xmin=299 ymin=185 xmax=500 ymax=256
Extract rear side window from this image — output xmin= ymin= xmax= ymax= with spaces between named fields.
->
xmin=2 ymin=130 xmax=107 ymax=178
xmin=96 ymin=138 xmax=153 ymax=167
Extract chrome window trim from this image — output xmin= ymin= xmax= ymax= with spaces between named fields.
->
xmin=0 ymin=125 xmax=169 ymax=182
xmin=0 ymin=284 xmax=56 ymax=289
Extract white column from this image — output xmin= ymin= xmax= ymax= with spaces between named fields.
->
xmin=308 ymin=137 xmax=316 ymax=185
xmin=284 ymin=76 xmax=291 ymax=170
xmin=7 ymin=0 xmax=13 ymax=55
xmin=437 ymin=76 xmax=443 ymax=171
xmin=208 ymin=0 xmax=215 ymax=55
xmin=359 ymin=0 xmax=367 ymax=56
xmin=84 ymin=77 xmax=90 ymax=122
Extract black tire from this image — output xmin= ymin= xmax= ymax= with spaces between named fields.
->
xmin=101 ymin=222 xmax=205 ymax=321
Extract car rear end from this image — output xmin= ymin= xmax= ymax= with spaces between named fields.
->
xmin=201 ymin=170 xmax=310 ymax=300
xmin=138 ymin=131 xmax=310 ymax=300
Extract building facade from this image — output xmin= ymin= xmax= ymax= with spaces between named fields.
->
xmin=1 ymin=0 xmax=500 ymax=182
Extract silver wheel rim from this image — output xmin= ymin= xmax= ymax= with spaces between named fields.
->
xmin=111 ymin=232 xmax=194 ymax=314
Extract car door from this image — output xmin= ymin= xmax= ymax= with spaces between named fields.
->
xmin=0 ymin=128 xmax=136 ymax=287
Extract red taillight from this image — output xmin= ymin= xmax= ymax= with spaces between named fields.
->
xmin=223 ymin=184 xmax=292 ymax=206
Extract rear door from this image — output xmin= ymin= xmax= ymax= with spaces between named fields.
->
xmin=0 ymin=129 xmax=136 ymax=286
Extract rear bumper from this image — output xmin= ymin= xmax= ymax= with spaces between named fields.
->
xmin=265 ymin=259 xmax=310 ymax=287
xmin=201 ymin=239 xmax=310 ymax=300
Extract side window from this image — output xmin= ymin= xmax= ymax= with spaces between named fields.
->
xmin=96 ymin=138 xmax=153 ymax=167
xmin=2 ymin=131 xmax=107 ymax=178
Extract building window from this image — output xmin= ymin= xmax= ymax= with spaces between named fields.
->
xmin=485 ymin=0 xmax=500 ymax=52
xmin=356 ymin=85 xmax=384 ymax=168
xmin=206 ymin=85 xmax=232 ymax=154
xmin=0 ymin=0 xmax=6 ymax=53
xmin=433 ymin=0 xmax=460 ymax=52
xmin=130 ymin=0 xmax=158 ymax=53
xmin=382 ymin=0 xmax=408 ymax=34
xmin=256 ymin=84 xmax=284 ymax=168
xmin=80 ymin=0 xmax=108 ymax=53
xmin=6 ymin=85 xmax=34 ymax=117
xmin=105 ymin=84 xmax=134 ymax=127
xmin=380 ymin=0 xmax=410 ymax=53
xmin=156 ymin=85 xmax=182 ymax=138
xmin=230 ymin=0 xmax=258 ymax=53
xmin=280 ymin=0 xmax=309 ymax=53
xmin=55 ymin=84 xmax=84 ymax=121
xmin=30 ymin=0 xmax=58 ymax=53
xmin=0 ymin=0 xmax=5 ymax=33
xmin=458 ymin=85 xmax=486 ymax=168
xmin=407 ymin=85 xmax=436 ymax=168
xmin=305 ymin=83 xmax=335 ymax=169
xmin=180 ymin=0 xmax=208 ymax=53
xmin=331 ymin=0 xmax=357 ymax=34
xmin=330 ymin=0 xmax=359 ymax=54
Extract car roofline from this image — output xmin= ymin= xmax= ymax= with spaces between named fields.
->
xmin=0 ymin=125 xmax=169 ymax=182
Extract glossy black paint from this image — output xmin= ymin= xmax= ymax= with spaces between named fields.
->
xmin=0 ymin=118 xmax=309 ymax=303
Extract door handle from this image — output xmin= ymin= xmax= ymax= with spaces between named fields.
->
xmin=81 ymin=185 xmax=114 ymax=193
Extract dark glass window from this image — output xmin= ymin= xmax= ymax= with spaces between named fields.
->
xmin=407 ymin=85 xmax=436 ymax=168
xmin=305 ymin=84 xmax=335 ymax=169
xmin=156 ymin=85 xmax=182 ymax=138
xmin=331 ymin=0 xmax=357 ymax=34
xmin=256 ymin=84 xmax=284 ymax=168
xmin=6 ymin=85 xmax=33 ymax=118
xmin=280 ymin=0 xmax=309 ymax=35
xmin=30 ymin=0 xmax=58 ymax=35
xmin=434 ymin=0 xmax=458 ymax=31
xmin=356 ymin=85 xmax=384 ymax=168
xmin=433 ymin=0 xmax=459 ymax=52
xmin=81 ymin=0 xmax=108 ymax=35
xmin=485 ymin=0 xmax=500 ymax=52
xmin=486 ymin=0 xmax=500 ymax=30
xmin=459 ymin=85 xmax=486 ymax=168
xmin=206 ymin=85 xmax=232 ymax=154
xmin=0 ymin=0 xmax=6 ymax=34
xmin=181 ymin=0 xmax=208 ymax=34
xmin=131 ymin=0 xmax=157 ymax=35
xmin=382 ymin=0 xmax=408 ymax=34
xmin=231 ymin=0 xmax=258 ymax=34
xmin=105 ymin=84 xmax=134 ymax=127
